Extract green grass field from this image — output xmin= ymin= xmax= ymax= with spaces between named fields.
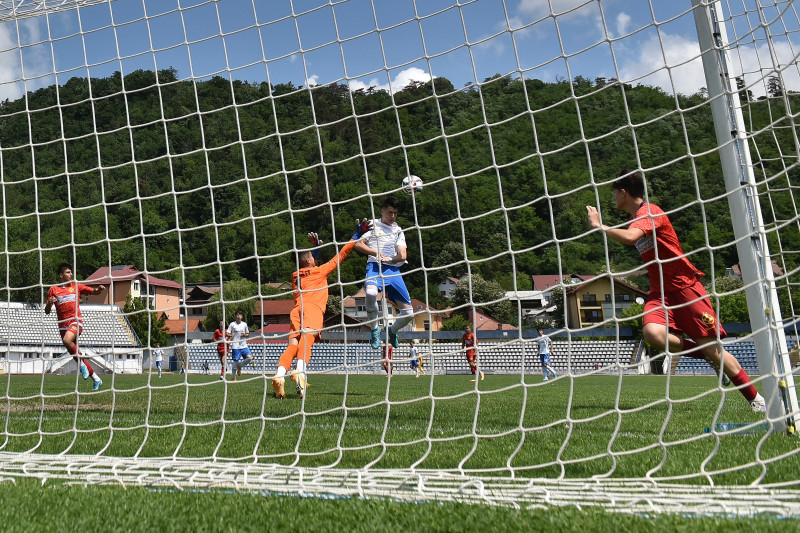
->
xmin=1 ymin=373 xmax=798 ymax=530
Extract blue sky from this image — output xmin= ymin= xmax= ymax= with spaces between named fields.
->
xmin=0 ymin=0 xmax=797 ymax=102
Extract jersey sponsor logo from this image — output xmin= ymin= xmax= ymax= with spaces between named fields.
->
xmin=701 ymin=312 xmax=716 ymax=330
xmin=634 ymin=234 xmax=655 ymax=255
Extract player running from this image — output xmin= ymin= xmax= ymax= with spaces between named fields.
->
xmin=45 ymin=262 xmax=106 ymax=390
xmin=382 ymin=343 xmax=393 ymax=377
xmin=354 ymin=196 xmax=414 ymax=350
xmin=536 ymin=328 xmax=557 ymax=381
xmin=462 ymin=324 xmax=483 ymax=381
xmin=272 ymin=220 xmax=371 ymax=399
xmin=587 ymin=169 xmax=765 ymax=412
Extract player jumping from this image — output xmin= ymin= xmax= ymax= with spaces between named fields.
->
xmin=272 ymin=220 xmax=371 ymax=399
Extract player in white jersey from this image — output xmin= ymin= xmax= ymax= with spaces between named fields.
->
xmin=354 ymin=196 xmax=414 ymax=350
xmin=537 ymin=328 xmax=557 ymax=381
xmin=153 ymin=343 xmax=164 ymax=378
xmin=227 ymin=310 xmax=252 ymax=380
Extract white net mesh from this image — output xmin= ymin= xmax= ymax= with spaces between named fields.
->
xmin=0 ymin=0 xmax=799 ymax=516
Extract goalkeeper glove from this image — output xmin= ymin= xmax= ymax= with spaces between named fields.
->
xmin=352 ymin=218 xmax=372 ymax=240
xmin=308 ymin=232 xmax=322 ymax=259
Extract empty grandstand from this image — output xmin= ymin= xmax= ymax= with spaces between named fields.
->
xmin=0 ymin=302 xmax=142 ymax=374
xmin=669 ymin=337 xmax=798 ymax=377
xmin=185 ymin=339 xmax=646 ymax=376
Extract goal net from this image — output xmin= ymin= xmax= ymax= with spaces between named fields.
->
xmin=1 ymin=0 xmax=799 ymax=516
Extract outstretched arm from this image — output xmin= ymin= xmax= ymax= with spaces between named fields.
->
xmin=318 ymin=219 xmax=373 ymax=276
xmin=586 ymin=206 xmax=644 ymax=246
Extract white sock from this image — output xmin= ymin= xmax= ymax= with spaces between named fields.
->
xmin=365 ymin=286 xmax=379 ymax=325
xmin=91 ymin=372 xmax=100 ymax=382
xmin=276 ymin=366 xmax=287 ymax=379
xmin=296 ymin=359 xmax=306 ymax=374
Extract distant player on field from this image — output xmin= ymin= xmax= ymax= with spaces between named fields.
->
xmin=45 ymin=262 xmax=106 ymax=390
xmin=408 ymin=339 xmax=423 ymax=378
xmin=586 ymin=169 xmax=765 ymax=412
xmin=227 ymin=311 xmax=252 ymax=381
xmin=212 ymin=320 xmax=229 ymax=380
xmin=153 ymin=343 xmax=165 ymax=378
xmin=462 ymin=324 xmax=483 ymax=381
xmin=272 ymin=221 xmax=371 ymax=399
xmin=536 ymin=328 xmax=557 ymax=381
xmin=382 ymin=343 xmax=393 ymax=377
xmin=354 ymin=196 xmax=414 ymax=351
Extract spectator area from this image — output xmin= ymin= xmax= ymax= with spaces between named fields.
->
xmin=186 ymin=339 xmax=644 ymax=376
xmin=671 ymin=337 xmax=798 ymax=376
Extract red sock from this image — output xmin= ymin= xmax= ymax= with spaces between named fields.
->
xmin=730 ymin=368 xmax=758 ymax=402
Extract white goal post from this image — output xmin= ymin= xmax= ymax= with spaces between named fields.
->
xmin=0 ymin=0 xmax=799 ymax=517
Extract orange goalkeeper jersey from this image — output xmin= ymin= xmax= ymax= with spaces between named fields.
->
xmin=291 ymin=239 xmax=357 ymax=313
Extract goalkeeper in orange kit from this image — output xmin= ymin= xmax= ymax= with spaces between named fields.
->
xmin=272 ymin=219 xmax=371 ymax=399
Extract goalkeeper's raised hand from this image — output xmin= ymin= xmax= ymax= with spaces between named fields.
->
xmin=308 ymin=232 xmax=322 ymax=259
xmin=352 ymin=218 xmax=372 ymax=240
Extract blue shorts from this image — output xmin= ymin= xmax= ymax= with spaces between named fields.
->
xmin=231 ymin=347 xmax=251 ymax=361
xmin=156 ymin=361 xmax=162 ymax=368
xmin=540 ymin=354 xmax=551 ymax=366
xmin=365 ymin=262 xmax=411 ymax=305
xmin=410 ymin=359 xmax=419 ymax=369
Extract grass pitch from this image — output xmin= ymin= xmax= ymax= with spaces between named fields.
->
xmin=1 ymin=373 xmax=798 ymax=530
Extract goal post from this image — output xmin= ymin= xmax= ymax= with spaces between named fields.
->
xmin=693 ymin=0 xmax=799 ymax=434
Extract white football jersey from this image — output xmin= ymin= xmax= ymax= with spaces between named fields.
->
xmin=363 ymin=218 xmax=406 ymax=267
xmin=227 ymin=321 xmax=250 ymax=349
xmin=537 ymin=335 xmax=551 ymax=355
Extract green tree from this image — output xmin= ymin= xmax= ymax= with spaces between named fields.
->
xmin=203 ymin=279 xmax=258 ymax=330
xmin=451 ymin=275 xmax=514 ymax=326
xmin=123 ymin=295 xmax=168 ymax=347
xmin=440 ymin=314 xmax=470 ymax=332
xmin=709 ymin=276 xmax=750 ymax=324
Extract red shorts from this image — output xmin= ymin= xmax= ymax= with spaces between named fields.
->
xmin=465 ymin=350 xmax=476 ymax=365
xmin=643 ymin=280 xmax=726 ymax=340
xmin=59 ymin=321 xmax=82 ymax=338
xmin=217 ymin=347 xmax=227 ymax=359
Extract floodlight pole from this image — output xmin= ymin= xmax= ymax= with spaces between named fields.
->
xmin=693 ymin=0 xmax=798 ymax=434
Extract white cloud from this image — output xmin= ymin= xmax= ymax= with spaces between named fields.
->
xmin=305 ymin=74 xmax=319 ymax=87
xmin=616 ymin=12 xmax=631 ymax=37
xmin=348 ymin=67 xmax=432 ymax=94
xmin=0 ymin=25 xmax=23 ymax=101
xmin=617 ymin=31 xmax=705 ymax=96
xmin=518 ymin=0 xmax=592 ymax=19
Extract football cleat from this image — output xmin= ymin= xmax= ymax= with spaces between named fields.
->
xmin=92 ymin=379 xmax=102 ymax=391
xmin=388 ymin=328 xmax=399 ymax=349
xmin=370 ymin=327 xmax=381 ymax=349
xmin=479 ymin=371 xmax=485 ymax=381
xmin=712 ymin=364 xmax=731 ymax=387
xmin=272 ymin=377 xmax=286 ymax=399
xmin=750 ymin=395 xmax=766 ymax=413
xmin=79 ymin=364 xmax=89 ymax=380
xmin=292 ymin=373 xmax=307 ymax=398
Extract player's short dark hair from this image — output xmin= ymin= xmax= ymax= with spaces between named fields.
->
xmin=235 ymin=310 xmax=243 ymax=316
xmin=613 ymin=169 xmax=646 ymax=198
xmin=382 ymin=195 xmax=400 ymax=210
xmin=56 ymin=262 xmax=71 ymax=276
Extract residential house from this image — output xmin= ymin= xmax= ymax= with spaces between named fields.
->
xmin=84 ymin=265 xmax=182 ymax=320
xmin=505 ymin=290 xmax=549 ymax=325
xmin=437 ymin=275 xmax=467 ymax=299
xmin=726 ymin=261 xmax=784 ymax=279
xmin=182 ymin=284 xmax=221 ymax=322
xmin=253 ymin=299 xmax=295 ymax=327
xmin=566 ymin=275 xmax=647 ymax=329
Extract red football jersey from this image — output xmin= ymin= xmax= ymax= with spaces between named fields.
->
xmin=48 ymin=283 xmax=94 ymax=328
xmin=462 ymin=332 xmax=476 ymax=352
xmin=383 ymin=344 xmax=393 ymax=359
xmin=628 ymin=203 xmax=703 ymax=294
xmin=212 ymin=328 xmax=227 ymax=353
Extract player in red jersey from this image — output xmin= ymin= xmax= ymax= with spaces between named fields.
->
xmin=586 ymin=170 xmax=765 ymax=412
xmin=212 ymin=320 xmax=229 ymax=380
xmin=382 ymin=343 xmax=393 ymax=377
xmin=45 ymin=263 xmax=107 ymax=390
xmin=462 ymin=324 xmax=483 ymax=381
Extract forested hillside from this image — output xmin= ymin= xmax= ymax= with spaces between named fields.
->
xmin=1 ymin=69 xmax=797 ymax=310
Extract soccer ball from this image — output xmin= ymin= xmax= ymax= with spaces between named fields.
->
xmin=401 ymin=175 xmax=423 ymax=195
